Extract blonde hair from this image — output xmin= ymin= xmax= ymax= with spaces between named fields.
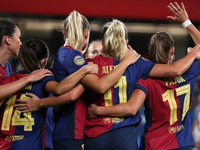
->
xmin=63 ymin=11 xmax=90 ymax=50
xmin=102 ymin=19 xmax=128 ymax=62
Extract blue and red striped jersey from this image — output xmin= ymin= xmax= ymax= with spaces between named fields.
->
xmin=84 ymin=55 xmax=155 ymax=138
xmin=0 ymin=73 xmax=53 ymax=150
xmin=51 ymin=46 xmax=87 ymax=140
xmin=136 ymin=60 xmax=199 ymax=150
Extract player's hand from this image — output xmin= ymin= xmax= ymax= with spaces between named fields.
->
xmin=88 ymin=104 xmax=99 ymax=119
xmin=167 ymin=2 xmax=189 ymax=23
xmin=85 ymin=62 xmax=99 ymax=75
xmin=127 ymin=45 xmax=137 ymax=54
xmin=14 ymin=93 xmax=40 ymax=113
xmin=123 ymin=45 xmax=140 ymax=65
xmin=187 ymin=44 xmax=200 ymax=59
xmin=28 ymin=69 xmax=52 ymax=83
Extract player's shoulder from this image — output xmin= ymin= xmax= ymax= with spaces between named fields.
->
xmin=137 ymin=77 xmax=160 ymax=87
xmin=136 ymin=57 xmax=153 ymax=66
xmin=55 ymin=46 xmax=84 ymax=62
xmin=92 ymin=55 xmax=113 ymax=63
xmin=41 ymin=75 xmax=54 ymax=84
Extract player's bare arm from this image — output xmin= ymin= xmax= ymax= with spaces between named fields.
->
xmin=81 ymin=46 xmax=140 ymax=94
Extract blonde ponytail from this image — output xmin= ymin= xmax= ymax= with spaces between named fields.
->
xmin=63 ymin=11 xmax=90 ymax=50
xmin=102 ymin=19 xmax=127 ymax=62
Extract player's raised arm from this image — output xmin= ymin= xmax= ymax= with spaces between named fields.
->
xmin=167 ymin=2 xmax=200 ymax=45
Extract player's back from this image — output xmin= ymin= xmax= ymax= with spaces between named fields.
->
xmin=85 ymin=55 xmax=155 ymax=138
xmin=0 ymin=73 xmax=53 ymax=150
xmin=138 ymin=60 xmax=199 ymax=150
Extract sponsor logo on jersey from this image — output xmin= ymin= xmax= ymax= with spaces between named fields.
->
xmin=5 ymin=135 xmax=24 ymax=141
xmin=168 ymin=125 xmax=184 ymax=133
xmin=112 ymin=118 xmax=124 ymax=124
xmin=74 ymin=56 xmax=85 ymax=65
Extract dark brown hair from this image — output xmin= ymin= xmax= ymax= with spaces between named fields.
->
xmin=0 ymin=20 xmax=17 ymax=46
xmin=148 ymin=31 xmax=174 ymax=64
xmin=19 ymin=39 xmax=49 ymax=71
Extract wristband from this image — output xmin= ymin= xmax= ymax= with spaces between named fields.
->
xmin=181 ymin=20 xmax=192 ymax=28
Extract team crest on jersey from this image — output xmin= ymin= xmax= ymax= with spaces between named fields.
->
xmin=168 ymin=125 xmax=184 ymax=134
xmin=103 ymin=117 xmax=112 ymax=124
xmin=74 ymin=56 xmax=85 ymax=65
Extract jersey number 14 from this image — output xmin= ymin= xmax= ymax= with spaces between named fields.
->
xmin=1 ymin=94 xmax=34 ymax=131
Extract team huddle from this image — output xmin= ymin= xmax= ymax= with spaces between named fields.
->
xmin=0 ymin=2 xmax=200 ymax=150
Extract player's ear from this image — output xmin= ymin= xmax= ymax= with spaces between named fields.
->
xmin=171 ymin=46 xmax=175 ymax=55
xmin=84 ymin=29 xmax=90 ymax=39
xmin=38 ymin=58 xmax=47 ymax=69
xmin=5 ymin=36 xmax=11 ymax=45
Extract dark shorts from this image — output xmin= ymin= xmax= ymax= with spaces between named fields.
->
xmin=85 ymin=125 xmax=138 ymax=150
xmin=53 ymin=139 xmax=84 ymax=150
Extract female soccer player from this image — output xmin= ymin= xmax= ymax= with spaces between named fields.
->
xmin=0 ymin=39 xmax=99 ymax=150
xmin=87 ymin=2 xmax=200 ymax=150
xmin=50 ymin=11 xmax=140 ymax=150
xmin=85 ymin=39 xmax=102 ymax=59
xmin=51 ymin=10 xmax=195 ymax=150
xmin=0 ymin=20 xmax=54 ymax=106
xmin=0 ymin=20 xmax=21 ymax=77
xmin=15 ymin=9 xmax=200 ymax=150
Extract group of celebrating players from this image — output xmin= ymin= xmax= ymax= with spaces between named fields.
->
xmin=0 ymin=2 xmax=200 ymax=150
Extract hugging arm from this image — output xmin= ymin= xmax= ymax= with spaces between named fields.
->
xmin=81 ymin=46 xmax=140 ymax=94
xmin=0 ymin=69 xmax=52 ymax=105
xmin=15 ymin=83 xmax=86 ymax=113
xmin=88 ymin=89 xmax=146 ymax=119
xmin=149 ymin=46 xmax=199 ymax=78
xmin=149 ymin=2 xmax=200 ymax=79
xmin=45 ymin=62 xmax=98 ymax=95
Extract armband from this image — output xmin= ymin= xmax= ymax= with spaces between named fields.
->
xmin=181 ymin=20 xmax=192 ymax=28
